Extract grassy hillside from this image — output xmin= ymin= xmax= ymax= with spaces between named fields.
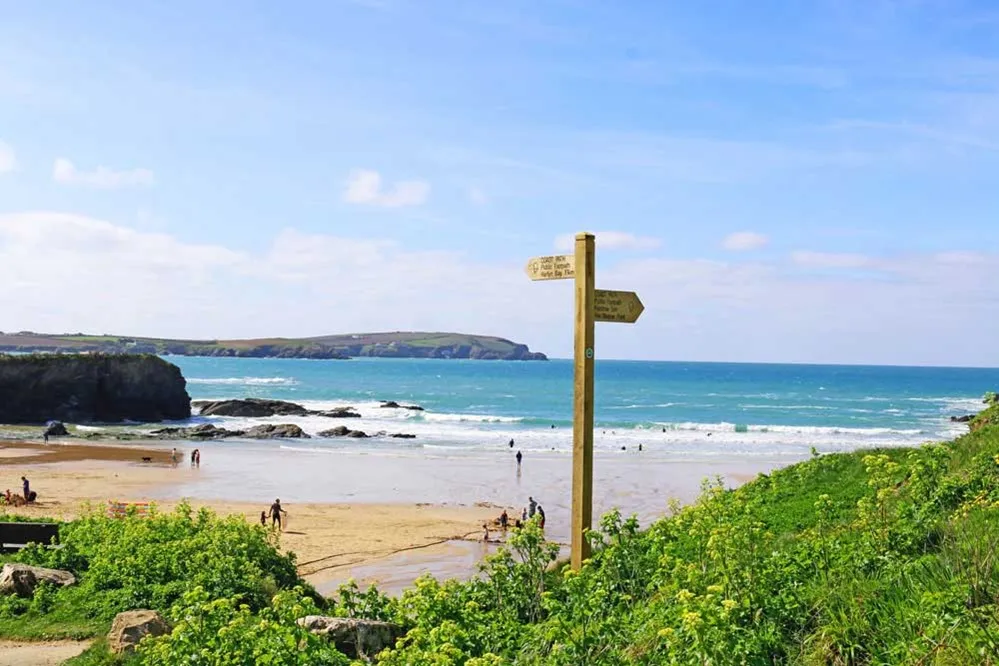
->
xmin=0 ymin=331 xmax=548 ymax=360
xmin=6 ymin=397 xmax=999 ymax=664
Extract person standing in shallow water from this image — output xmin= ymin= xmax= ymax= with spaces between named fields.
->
xmin=516 ymin=450 xmax=523 ymax=467
xmin=528 ymin=496 xmax=537 ymax=518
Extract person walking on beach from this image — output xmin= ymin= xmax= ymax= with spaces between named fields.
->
xmin=260 ymin=511 xmax=267 ymax=526
xmin=21 ymin=476 xmax=30 ymax=502
xmin=194 ymin=449 xmax=201 ymax=467
xmin=516 ymin=450 xmax=523 ymax=467
xmin=521 ymin=507 xmax=527 ymax=522
xmin=499 ymin=509 xmax=509 ymax=529
xmin=482 ymin=523 xmax=490 ymax=542
xmin=171 ymin=448 xmax=179 ymax=465
xmin=508 ymin=438 xmax=514 ymax=448
xmin=269 ymin=498 xmax=287 ymax=530
xmin=190 ymin=449 xmax=197 ymax=466
xmin=528 ymin=496 xmax=536 ymax=518
xmin=537 ymin=505 xmax=546 ymax=529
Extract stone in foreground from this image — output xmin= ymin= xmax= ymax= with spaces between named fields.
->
xmin=0 ymin=563 xmax=76 ymax=597
xmin=107 ymin=609 xmax=171 ymax=654
xmin=297 ymin=616 xmax=402 ymax=660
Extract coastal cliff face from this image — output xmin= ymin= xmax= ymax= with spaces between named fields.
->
xmin=0 ymin=353 xmax=191 ymax=423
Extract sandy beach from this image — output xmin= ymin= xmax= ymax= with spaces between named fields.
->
xmin=0 ymin=440 xmax=502 ymax=593
xmin=0 ymin=438 xmax=792 ymax=594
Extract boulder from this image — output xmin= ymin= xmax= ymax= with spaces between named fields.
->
xmin=0 ymin=353 xmax=190 ymax=423
xmin=107 ymin=609 xmax=171 ymax=654
xmin=313 ymin=407 xmax=362 ymax=418
xmin=197 ymin=398 xmax=308 ymax=417
xmin=43 ymin=420 xmax=69 ymax=437
xmin=319 ymin=426 xmax=352 ymax=437
xmin=243 ymin=423 xmax=310 ymax=439
xmin=318 ymin=426 xmax=368 ymax=438
xmin=0 ymin=563 xmax=76 ymax=597
xmin=951 ymin=414 xmax=975 ymax=423
xmin=380 ymin=401 xmax=424 ymax=411
xmin=297 ymin=616 xmax=402 ymax=660
xmin=149 ymin=424 xmax=244 ymax=439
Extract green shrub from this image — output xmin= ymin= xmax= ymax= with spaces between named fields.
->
xmin=138 ymin=586 xmax=349 ymax=665
xmin=14 ymin=502 xmax=304 ymax=622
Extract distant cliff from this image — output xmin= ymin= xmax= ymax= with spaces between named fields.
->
xmin=0 ymin=331 xmax=548 ymax=361
xmin=0 ymin=353 xmax=191 ymax=423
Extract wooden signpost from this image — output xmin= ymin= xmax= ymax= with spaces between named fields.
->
xmin=525 ymin=232 xmax=644 ymax=570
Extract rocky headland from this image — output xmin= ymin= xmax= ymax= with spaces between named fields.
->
xmin=0 ymin=353 xmax=190 ymax=423
xmin=0 ymin=331 xmax=548 ymax=361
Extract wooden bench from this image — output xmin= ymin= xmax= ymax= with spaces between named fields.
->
xmin=0 ymin=522 xmax=60 ymax=553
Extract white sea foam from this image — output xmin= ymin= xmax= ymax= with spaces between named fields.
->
xmin=188 ymin=377 xmax=298 ymax=386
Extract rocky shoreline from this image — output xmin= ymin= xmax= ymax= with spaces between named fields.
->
xmin=4 ymin=398 xmax=424 ymax=442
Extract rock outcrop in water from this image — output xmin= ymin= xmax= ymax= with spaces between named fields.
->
xmin=0 ymin=353 xmax=190 ymax=423
xmin=193 ymin=399 xmax=362 ymax=419
xmin=195 ymin=399 xmax=308 ymax=417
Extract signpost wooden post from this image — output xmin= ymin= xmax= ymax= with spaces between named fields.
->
xmin=525 ymin=232 xmax=644 ymax=570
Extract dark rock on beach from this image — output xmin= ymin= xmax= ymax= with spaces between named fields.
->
xmin=390 ymin=433 xmax=417 ymax=439
xmin=0 ymin=353 xmax=190 ymax=423
xmin=243 ymin=424 xmax=310 ymax=439
xmin=318 ymin=425 xmax=369 ymax=438
xmin=149 ymin=424 xmax=244 ymax=440
xmin=197 ymin=398 xmax=308 ymax=417
xmin=951 ymin=414 xmax=975 ymax=423
xmin=43 ymin=420 xmax=69 ymax=437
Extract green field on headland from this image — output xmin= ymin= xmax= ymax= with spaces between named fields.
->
xmin=0 ymin=331 xmax=548 ymax=361
xmin=3 ymin=393 xmax=999 ymax=664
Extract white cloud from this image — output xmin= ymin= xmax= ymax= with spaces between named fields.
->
xmin=343 ymin=169 xmax=430 ymax=208
xmin=0 ymin=141 xmax=16 ymax=173
xmin=554 ymin=231 xmax=660 ymax=252
xmin=1 ymin=211 xmax=997 ymax=366
xmin=789 ymin=250 xmax=872 ymax=269
xmin=52 ymin=158 xmax=154 ymax=189
xmin=722 ymin=231 xmax=769 ymax=251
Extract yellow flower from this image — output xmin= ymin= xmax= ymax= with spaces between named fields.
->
xmin=707 ymin=584 xmax=723 ymax=594
xmin=657 ymin=627 xmax=675 ymax=639
xmin=722 ymin=599 xmax=738 ymax=612
xmin=681 ymin=611 xmax=703 ymax=630
xmin=676 ymin=589 xmax=694 ymax=603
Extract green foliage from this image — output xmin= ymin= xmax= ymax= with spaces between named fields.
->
xmin=984 ymin=391 xmax=998 ymax=406
xmin=0 ymin=502 xmax=307 ymax=642
xmin=320 ymin=426 xmax=999 ymax=665
xmin=138 ymin=586 xmax=349 ymax=665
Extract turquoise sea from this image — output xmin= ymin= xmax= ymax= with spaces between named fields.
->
xmin=166 ymin=356 xmax=999 ymax=457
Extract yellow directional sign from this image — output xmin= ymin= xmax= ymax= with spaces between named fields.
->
xmin=525 ymin=254 xmax=575 ymax=281
xmin=594 ymin=289 xmax=644 ymax=323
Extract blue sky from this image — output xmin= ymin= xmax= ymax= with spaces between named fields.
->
xmin=1 ymin=0 xmax=997 ymax=365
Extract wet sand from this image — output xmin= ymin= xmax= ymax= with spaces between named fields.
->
xmin=0 ymin=439 xmax=795 ymax=594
